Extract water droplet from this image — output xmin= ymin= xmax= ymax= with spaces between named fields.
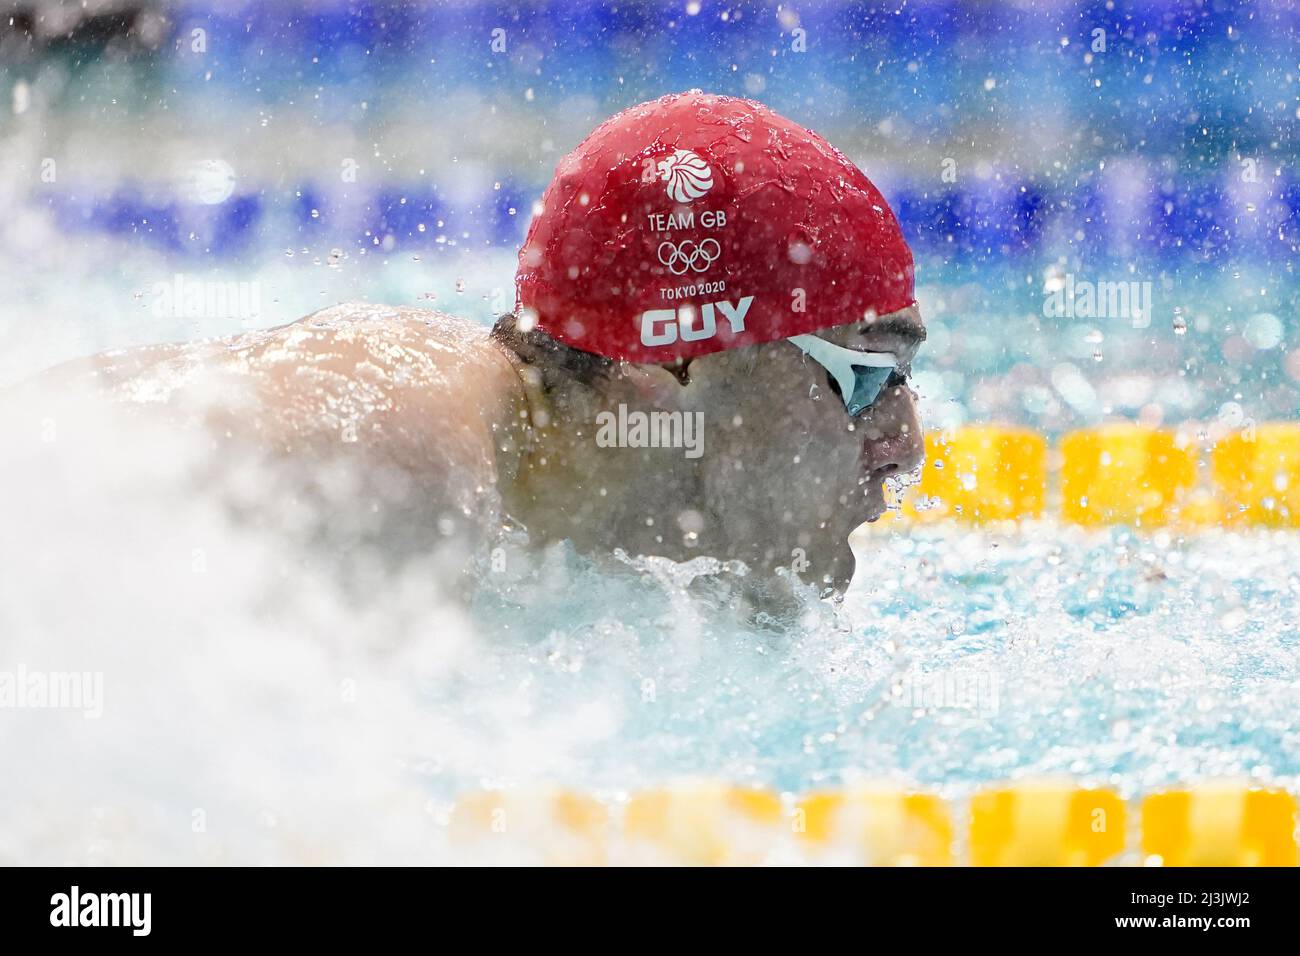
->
xmin=787 ymin=240 xmax=813 ymax=265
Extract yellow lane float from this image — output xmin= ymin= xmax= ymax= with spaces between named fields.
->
xmin=622 ymin=782 xmax=783 ymax=865
xmin=861 ymin=421 xmax=1300 ymax=529
xmin=1060 ymin=424 xmax=1197 ymax=527
xmin=968 ymin=783 xmax=1126 ymax=866
xmin=450 ymin=788 xmax=609 ymax=866
xmin=1212 ymin=423 xmax=1300 ymax=527
xmin=448 ymin=781 xmax=1300 ymax=865
xmin=894 ymin=424 xmax=1047 ymax=523
xmin=795 ymin=787 xmax=953 ymax=865
xmin=1141 ymin=784 xmax=1297 ymax=866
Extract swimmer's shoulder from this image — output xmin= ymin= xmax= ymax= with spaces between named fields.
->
xmin=269 ymin=302 xmax=522 ymax=417
xmin=291 ymin=302 xmax=486 ymax=344
xmin=230 ymin=302 xmax=502 ymax=373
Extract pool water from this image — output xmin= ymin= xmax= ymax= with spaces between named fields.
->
xmin=4 ymin=0 xmax=1299 ymax=860
xmin=466 ymin=523 xmax=1300 ymax=797
xmin=1 ymin=245 xmax=1298 ymax=862
xmin=9 ymin=371 xmax=1299 ymax=865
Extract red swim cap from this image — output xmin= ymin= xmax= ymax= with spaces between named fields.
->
xmin=516 ymin=91 xmax=914 ymax=364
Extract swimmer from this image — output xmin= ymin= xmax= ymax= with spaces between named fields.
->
xmin=21 ymin=92 xmax=925 ymax=595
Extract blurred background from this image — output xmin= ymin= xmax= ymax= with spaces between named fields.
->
xmin=2 ymin=0 xmax=1298 ymax=434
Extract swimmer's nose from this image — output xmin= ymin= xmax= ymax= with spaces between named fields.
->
xmin=860 ymin=385 xmax=924 ymax=479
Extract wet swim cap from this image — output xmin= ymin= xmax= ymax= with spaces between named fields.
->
xmin=516 ymin=91 xmax=915 ymax=364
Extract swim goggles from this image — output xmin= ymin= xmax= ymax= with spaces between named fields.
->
xmin=788 ymin=334 xmax=901 ymax=417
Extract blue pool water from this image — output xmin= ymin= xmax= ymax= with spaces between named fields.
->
xmin=2 ymin=241 xmax=1298 ymax=862
xmin=464 ymin=524 xmax=1300 ymax=798
xmin=5 ymin=342 xmax=1298 ymax=864
xmin=2 ymin=232 xmax=1298 ymax=863
xmin=8 ymin=444 xmax=1299 ymax=865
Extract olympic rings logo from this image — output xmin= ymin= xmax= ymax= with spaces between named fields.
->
xmin=657 ymin=238 xmax=721 ymax=275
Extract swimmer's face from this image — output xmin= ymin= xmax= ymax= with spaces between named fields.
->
xmin=520 ymin=307 xmax=925 ymax=589
xmin=688 ymin=306 xmax=926 ymax=585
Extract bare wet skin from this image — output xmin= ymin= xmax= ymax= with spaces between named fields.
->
xmin=21 ymin=307 xmax=517 ymax=573
xmin=11 ymin=303 xmax=925 ymax=602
